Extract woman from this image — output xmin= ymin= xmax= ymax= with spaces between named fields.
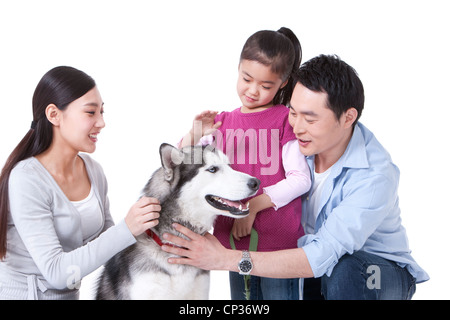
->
xmin=0 ymin=66 xmax=160 ymax=299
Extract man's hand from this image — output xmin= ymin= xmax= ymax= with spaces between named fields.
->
xmin=161 ymin=223 xmax=239 ymax=272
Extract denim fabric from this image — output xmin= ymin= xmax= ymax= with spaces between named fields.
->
xmin=304 ymin=251 xmax=416 ymax=300
xmin=229 ymin=272 xmax=299 ymax=300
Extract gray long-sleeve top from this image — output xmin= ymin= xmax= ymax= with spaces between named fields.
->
xmin=0 ymin=154 xmax=136 ymax=299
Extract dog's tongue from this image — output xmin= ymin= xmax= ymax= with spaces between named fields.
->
xmin=222 ymin=198 xmax=248 ymax=210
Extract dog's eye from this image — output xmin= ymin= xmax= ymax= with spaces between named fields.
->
xmin=207 ymin=166 xmax=219 ymax=173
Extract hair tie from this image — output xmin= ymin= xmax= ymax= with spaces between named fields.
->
xmin=31 ymin=120 xmax=37 ymax=130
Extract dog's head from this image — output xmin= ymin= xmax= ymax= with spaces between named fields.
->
xmin=145 ymin=143 xmax=260 ymax=227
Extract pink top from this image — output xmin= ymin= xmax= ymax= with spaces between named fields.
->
xmin=205 ymin=105 xmax=311 ymax=251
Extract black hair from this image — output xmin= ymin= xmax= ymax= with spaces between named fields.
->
xmin=293 ymin=54 xmax=365 ymax=124
xmin=0 ymin=66 xmax=96 ymax=260
xmin=240 ymin=27 xmax=302 ymax=106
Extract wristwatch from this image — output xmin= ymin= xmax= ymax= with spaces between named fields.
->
xmin=238 ymin=250 xmax=253 ymax=275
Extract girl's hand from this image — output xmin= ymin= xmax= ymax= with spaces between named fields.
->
xmin=192 ymin=110 xmax=222 ymax=136
xmin=125 ymin=196 xmax=160 ymax=236
xmin=180 ymin=110 xmax=222 ymax=147
xmin=231 ymin=194 xmax=275 ymax=241
xmin=231 ymin=210 xmax=257 ymax=241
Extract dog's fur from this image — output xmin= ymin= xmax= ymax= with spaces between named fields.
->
xmin=95 ymin=144 xmax=260 ymax=299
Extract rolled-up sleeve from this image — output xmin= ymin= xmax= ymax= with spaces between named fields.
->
xmin=298 ymin=173 xmax=397 ymax=277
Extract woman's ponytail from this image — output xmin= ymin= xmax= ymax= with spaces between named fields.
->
xmin=0 ymin=128 xmax=42 ymax=260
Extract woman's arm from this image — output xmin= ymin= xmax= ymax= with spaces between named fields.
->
xmin=8 ymin=167 xmax=159 ymax=289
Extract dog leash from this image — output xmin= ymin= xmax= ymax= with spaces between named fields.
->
xmin=229 ymin=228 xmax=258 ymax=300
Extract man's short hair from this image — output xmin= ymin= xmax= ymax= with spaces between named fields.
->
xmin=293 ymin=54 xmax=365 ymax=123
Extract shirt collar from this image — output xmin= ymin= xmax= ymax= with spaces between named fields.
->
xmin=306 ymin=122 xmax=369 ymax=177
xmin=339 ymin=123 xmax=369 ymax=170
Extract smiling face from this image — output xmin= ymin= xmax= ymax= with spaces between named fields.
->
xmin=288 ymin=83 xmax=357 ymax=172
xmin=236 ymin=59 xmax=286 ymax=113
xmin=49 ymin=86 xmax=105 ymax=154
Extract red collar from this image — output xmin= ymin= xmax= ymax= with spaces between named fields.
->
xmin=145 ymin=229 xmax=177 ymax=247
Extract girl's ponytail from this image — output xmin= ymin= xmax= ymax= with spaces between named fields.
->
xmin=273 ymin=27 xmax=302 ymax=106
xmin=277 ymin=27 xmax=302 ymax=76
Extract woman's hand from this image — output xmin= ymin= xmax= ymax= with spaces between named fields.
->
xmin=125 ymin=196 xmax=161 ymax=236
xmin=161 ymin=223 xmax=239 ymax=271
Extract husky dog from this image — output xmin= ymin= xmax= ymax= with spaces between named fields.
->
xmin=96 ymin=143 xmax=260 ymax=300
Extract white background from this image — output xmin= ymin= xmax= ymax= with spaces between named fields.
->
xmin=1 ymin=0 xmax=448 ymax=300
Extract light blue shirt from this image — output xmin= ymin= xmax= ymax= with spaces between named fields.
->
xmin=298 ymin=123 xmax=429 ymax=283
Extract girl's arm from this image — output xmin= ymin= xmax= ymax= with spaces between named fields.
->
xmin=231 ymin=193 xmax=273 ymax=240
xmin=232 ymin=140 xmax=311 ymax=239
xmin=263 ymin=139 xmax=311 ymax=210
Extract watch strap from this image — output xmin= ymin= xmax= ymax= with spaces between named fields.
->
xmin=229 ymin=228 xmax=258 ymax=300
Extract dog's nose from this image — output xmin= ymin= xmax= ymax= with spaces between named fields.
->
xmin=247 ymin=178 xmax=260 ymax=192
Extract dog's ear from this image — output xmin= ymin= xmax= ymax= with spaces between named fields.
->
xmin=159 ymin=143 xmax=184 ymax=182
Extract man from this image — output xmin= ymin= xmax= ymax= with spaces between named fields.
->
xmin=162 ymin=55 xmax=429 ymax=299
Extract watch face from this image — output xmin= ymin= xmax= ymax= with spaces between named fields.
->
xmin=239 ymin=260 xmax=252 ymax=273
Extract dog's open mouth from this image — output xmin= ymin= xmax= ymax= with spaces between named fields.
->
xmin=205 ymin=195 xmax=250 ymax=216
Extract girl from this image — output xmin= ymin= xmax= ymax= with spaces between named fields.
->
xmin=0 ymin=66 xmax=160 ymax=299
xmin=180 ymin=27 xmax=311 ymax=300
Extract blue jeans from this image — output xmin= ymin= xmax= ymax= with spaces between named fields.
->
xmin=229 ymin=272 xmax=299 ymax=300
xmin=305 ymin=251 xmax=416 ymax=300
